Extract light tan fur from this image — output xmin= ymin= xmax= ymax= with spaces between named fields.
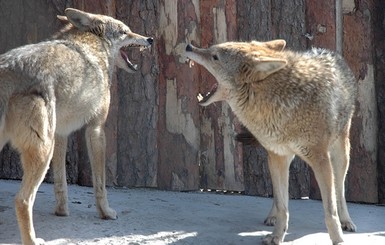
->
xmin=0 ymin=8 xmax=153 ymax=244
xmin=185 ymin=40 xmax=357 ymax=245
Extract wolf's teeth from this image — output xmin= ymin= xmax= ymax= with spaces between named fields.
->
xmin=197 ymin=93 xmax=203 ymax=102
xmin=140 ymin=46 xmax=145 ymax=51
xmin=189 ymin=59 xmax=195 ymax=68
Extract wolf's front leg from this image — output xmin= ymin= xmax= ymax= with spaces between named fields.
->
xmin=52 ymin=135 xmax=69 ymax=216
xmin=85 ymin=124 xmax=117 ymax=219
xmin=262 ymin=151 xmax=293 ymax=245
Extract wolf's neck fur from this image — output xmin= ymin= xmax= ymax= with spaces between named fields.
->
xmin=52 ymin=24 xmax=115 ymax=80
xmin=228 ymin=57 xmax=298 ymax=145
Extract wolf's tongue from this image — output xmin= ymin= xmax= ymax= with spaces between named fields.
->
xmin=209 ymin=83 xmax=218 ymax=95
xmin=120 ymin=49 xmax=138 ymax=71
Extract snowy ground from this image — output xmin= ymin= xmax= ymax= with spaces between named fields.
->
xmin=0 ymin=179 xmax=384 ymax=245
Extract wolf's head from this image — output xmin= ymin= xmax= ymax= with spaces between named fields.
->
xmin=185 ymin=40 xmax=287 ymax=106
xmin=63 ymin=8 xmax=153 ymax=73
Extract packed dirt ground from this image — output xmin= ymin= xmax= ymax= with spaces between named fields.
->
xmin=1 ymin=179 xmax=384 ymax=244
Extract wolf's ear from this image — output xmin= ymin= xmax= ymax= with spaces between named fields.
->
xmin=262 ymin=39 xmax=286 ymax=51
xmin=57 ymin=15 xmax=69 ymax=24
xmin=65 ymin=8 xmax=104 ymax=34
xmin=240 ymin=56 xmax=287 ymax=82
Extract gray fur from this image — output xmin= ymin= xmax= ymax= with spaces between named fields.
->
xmin=186 ymin=40 xmax=357 ymax=245
xmin=0 ymin=8 xmax=152 ymax=245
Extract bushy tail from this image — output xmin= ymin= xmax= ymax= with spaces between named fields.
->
xmin=0 ymin=70 xmax=17 ymax=124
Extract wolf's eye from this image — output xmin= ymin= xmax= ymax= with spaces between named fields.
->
xmin=119 ymin=30 xmax=126 ymax=35
xmin=212 ymin=54 xmax=219 ymax=60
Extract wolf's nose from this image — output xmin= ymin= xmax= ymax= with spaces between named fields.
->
xmin=147 ymin=37 xmax=154 ymax=45
xmin=186 ymin=44 xmax=193 ymax=52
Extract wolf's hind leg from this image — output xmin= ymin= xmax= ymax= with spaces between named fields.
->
xmin=52 ymin=135 xmax=69 ymax=216
xmin=330 ymin=124 xmax=356 ymax=232
xmin=85 ymin=124 xmax=117 ymax=220
xmin=308 ymin=149 xmax=344 ymax=244
xmin=262 ymin=151 xmax=293 ymax=245
xmin=8 ymin=94 xmax=55 ymax=245
xmin=16 ymin=147 xmax=53 ymax=245
xmin=264 ymin=202 xmax=277 ymax=226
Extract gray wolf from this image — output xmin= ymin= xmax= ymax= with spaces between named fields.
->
xmin=0 ymin=8 xmax=152 ymax=244
xmin=185 ymin=40 xmax=357 ymax=245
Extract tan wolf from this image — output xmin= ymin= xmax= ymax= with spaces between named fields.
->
xmin=0 ymin=8 xmax=153 ymax=245
xmin=185 ymin=40 xmax=357 ymax=245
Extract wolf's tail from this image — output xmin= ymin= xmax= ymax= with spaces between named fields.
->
xmin=0 ymin=92 xmax=11 ymax=126
xmin=0 ymin=70 xmax=18 ymax=124
xmin=235 ymin=130 xmax=259 ymax=146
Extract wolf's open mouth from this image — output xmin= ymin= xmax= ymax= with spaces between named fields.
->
xmin=197 ymin=83 xmax=218 ymax=104
xmin=120 ymin=44 xmax=150 ymax=72
xmin=185 ymin=58 xmax=218 ymax=104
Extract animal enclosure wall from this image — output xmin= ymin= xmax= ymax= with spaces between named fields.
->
xmin=0 ymin=0 xmax=383 ymax=204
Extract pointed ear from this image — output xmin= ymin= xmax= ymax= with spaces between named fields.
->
xmin=262 ymin=39 xmax=286 ymax=51
xmin=64 ymin=8 xmax=103 ymax=32
xmin=239 ymin=56 xmax=287 ymax=82
xmin=256 ymin=57 xmax=287 ymax=73
xmin=57 ymin=15 xmax=69 ymax=24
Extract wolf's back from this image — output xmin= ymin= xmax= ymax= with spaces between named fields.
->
xmin=0 ymin=43 xmax=53 ymax=121
xmin=308 ymin=47 xmax=357 ymax=102
xmin=299 ymin=48 xmax=357 ymax=132
xmin=0 ymin=40 xmax=89 ymax=122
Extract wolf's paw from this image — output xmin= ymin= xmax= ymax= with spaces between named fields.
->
xmin=55 ymin=205 xmax=69 ymax=216
xmin=264 ymin=216 xmax=277 ymax=226
xmin=333 ymin=241 xmax=345 ymax=245
xmin=30 ymin=237 xmax=45 ymax=245
xmin=341 ymin=220 xmax=356 ymax=232
xmin=262 ymin=234 xmax=281 ymax=245
xmin=100 ymin=207 xmax=117 ymax=220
